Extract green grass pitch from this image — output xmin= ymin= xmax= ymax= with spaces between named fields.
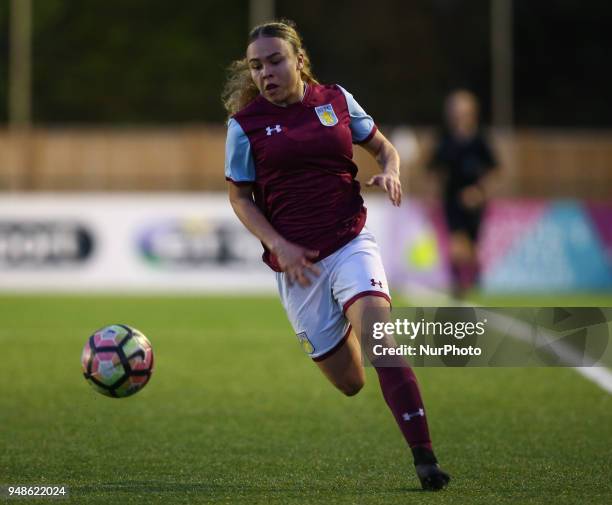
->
xmin=1 ymin=294 xmax=612 ymax=504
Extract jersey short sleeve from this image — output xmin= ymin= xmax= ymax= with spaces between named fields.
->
xmin=336 ymin=85 xmax=377 ymax=144
xmin=225 ymin=118 xmax=256 ymax=184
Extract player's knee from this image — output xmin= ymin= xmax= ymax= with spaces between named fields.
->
xmin=338 ymin=377 xmax=365 ymax=396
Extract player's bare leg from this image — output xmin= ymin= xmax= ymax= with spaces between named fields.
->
xmin=318 ymin=296 xmax=450 ymax=490
xmin=314 ymin=297 xmax=392 ymax=394
xmin=314 ymin=329 xmax=364 ymax=396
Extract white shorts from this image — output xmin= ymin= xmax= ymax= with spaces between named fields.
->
xmin=276 ymin=227 xmax=391 ymax=360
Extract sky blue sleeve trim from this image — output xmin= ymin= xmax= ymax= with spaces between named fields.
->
xmin=225 ymin=118 xmax=256 ymax=182
xmin=337 ymin=84 xmax=376 ymax=144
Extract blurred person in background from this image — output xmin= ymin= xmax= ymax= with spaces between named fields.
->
xmin=223 ymin=20 xmax=450 ymax=491
xmin=427 ymin=90 xmax=499 ymax=297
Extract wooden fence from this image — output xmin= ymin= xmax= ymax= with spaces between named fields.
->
xmin=0 ymin=127 xmax=610 ymax=200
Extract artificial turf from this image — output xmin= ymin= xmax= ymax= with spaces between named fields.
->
xmin=1 ymin=295 xmax=611 ymax=504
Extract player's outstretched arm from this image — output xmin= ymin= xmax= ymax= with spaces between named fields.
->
xmin=362 ymin=130 xmax=402 ymax=207
xmin=228 ymin=183 xmax=320 ymax=286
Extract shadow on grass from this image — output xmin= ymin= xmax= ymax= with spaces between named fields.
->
xmin=73 ymin=481 xmax=427 ymax=496
xmin=74 ymin=482 xmax=241 ymax=495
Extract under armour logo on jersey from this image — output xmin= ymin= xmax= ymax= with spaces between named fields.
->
xmin=402 ymin=408 xmax=425 ymax=421
xmin=266 ymin=124 xmax=282 ymax=135
xmin=370 ymin=278 xmax=383 ymax=288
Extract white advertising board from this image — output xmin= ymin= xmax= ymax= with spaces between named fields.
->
xmin=0 ymin=193 xmax=387 ymax=293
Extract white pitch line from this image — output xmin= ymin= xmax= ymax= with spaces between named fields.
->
xmin=481 ymin=308 xmax=612 ymax=395
xmin=571 ymin=366 xmax=612 ymax=394
xmin=403 ymin=286 xmax=612 ymax=395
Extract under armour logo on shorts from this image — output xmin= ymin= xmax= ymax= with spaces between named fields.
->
xmin=370 ymin=278 xmax=383 ymax=288
xmin=266 ymin=124 xmax=282 ymax=135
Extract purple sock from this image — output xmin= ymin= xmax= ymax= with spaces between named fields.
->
xmin=452 ymin=261 xmax=479 ymax=291
xmin=374 ymin=364 xmax=432 ymax=450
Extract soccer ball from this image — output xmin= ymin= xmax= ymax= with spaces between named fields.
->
xmin=81 ymin=324 xmax=154 ymax=398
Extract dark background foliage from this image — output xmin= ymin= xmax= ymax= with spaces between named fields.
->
xmin=0 ymin=0 xmax=609 ymax=126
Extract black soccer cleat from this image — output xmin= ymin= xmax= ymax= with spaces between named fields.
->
xmin=412 ymin=446 xmax=451 ymax=491
xmin=415 ymin=463 xmax=451 ymax=491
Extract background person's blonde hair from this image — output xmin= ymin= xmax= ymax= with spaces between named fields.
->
xmin=222 ymin=19 xmax=319 ymax=118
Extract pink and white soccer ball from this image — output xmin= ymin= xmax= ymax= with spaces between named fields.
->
xmin=81 ymin=324 xmax=154 ymax=398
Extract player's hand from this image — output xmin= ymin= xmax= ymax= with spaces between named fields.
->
xmin=273 ymin=239 xmax=320 ymax=287
xmin=460 ymin=185 xmax=485 ymax=209
xmin=366 ymin=172 xmax=402 ymax=206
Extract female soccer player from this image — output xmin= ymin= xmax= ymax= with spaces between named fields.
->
xmin=428 ymin=90 xmax=499 ymax=296
xmin=222 ymin=20 xmax=450 ymax=490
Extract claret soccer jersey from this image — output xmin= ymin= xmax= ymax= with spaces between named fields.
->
xmin=224 ymin=83 xmax=377 ymax=271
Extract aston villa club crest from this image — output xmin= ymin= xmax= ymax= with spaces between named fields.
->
xmin=296 ymin=331 xmax=315 ymax=354
xmin=315 ymin=104 xmax=338 ymax=126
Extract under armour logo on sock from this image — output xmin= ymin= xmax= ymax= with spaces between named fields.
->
xmin=370 ymin=278 xmax=383 ymax=288
xmin=266 ymin=124 xmax=282 ymax=135
xmin=402 ymin=408 xmax=425 ymax=421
